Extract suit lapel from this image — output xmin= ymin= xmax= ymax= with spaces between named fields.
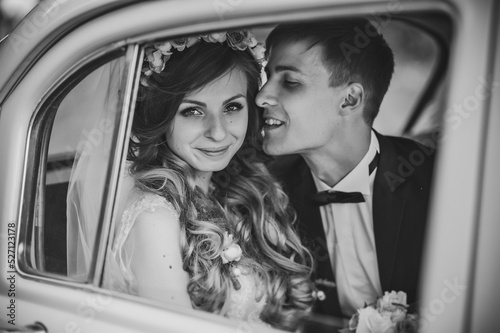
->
xmin=373 ymin=132 xmax=405 ymax=292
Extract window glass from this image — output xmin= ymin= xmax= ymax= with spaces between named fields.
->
xmin=374 ymin=19 xmax=439 ymax=136
xmin=28 ymin=56 xmax=128 ymax=282
xmin=98 ymin=21 xmax=443 ymax=304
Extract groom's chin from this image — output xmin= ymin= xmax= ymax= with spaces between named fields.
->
xmin=262 ymin=140 xmax=274 ymax=155
xmin=263 ymin=140 xmax=283 ymax=156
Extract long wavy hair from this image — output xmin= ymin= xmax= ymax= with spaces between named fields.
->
xmin=129 ymin=39 xmax=314 ymax=330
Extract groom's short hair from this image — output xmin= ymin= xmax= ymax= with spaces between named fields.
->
xmin=266 ymin=19 xmax=395 ymax=125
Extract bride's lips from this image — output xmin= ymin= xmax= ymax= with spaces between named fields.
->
xmin=196 ymin=145 xmax=230 ymax=157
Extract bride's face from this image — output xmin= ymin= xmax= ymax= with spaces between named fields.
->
xmin=166 ymin=68 xmax=249 ymax=175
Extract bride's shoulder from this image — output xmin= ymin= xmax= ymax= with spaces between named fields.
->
xmin=113 ymin=188 xmax=179 ymax=250
xmin=125 ymin=187 xmax=179 ymax=218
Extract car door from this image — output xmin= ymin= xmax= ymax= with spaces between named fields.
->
xmin=419 ymin=1 xmax=500 ymax=332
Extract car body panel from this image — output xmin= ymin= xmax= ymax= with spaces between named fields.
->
xmin=469 ymin=9 xmax=500 ymax=330
xmin=419 ymin=1 xmax=499 ymax=332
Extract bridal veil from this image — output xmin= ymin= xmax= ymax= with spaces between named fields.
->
xmin=65 ymin=56 xmax=133 ymax=281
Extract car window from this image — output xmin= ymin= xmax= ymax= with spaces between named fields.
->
xmin=18 ymin=53 xmax=129 ymax=283
xmin=97 ymin=18 xmax=443 ymax=304
xmin=374 ymin=19 xmax=440 ymax=137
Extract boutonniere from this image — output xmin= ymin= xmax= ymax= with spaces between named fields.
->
xmin=342 ymin=291 xmax=418 ymax=333
xmin=221 ymin=232 xmax=243 ymax=290
xmin=221 ymin=232 xmax=242 ymax=264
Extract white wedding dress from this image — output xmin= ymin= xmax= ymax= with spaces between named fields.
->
xmin=103 ymin=188 xmax=268 ymax=325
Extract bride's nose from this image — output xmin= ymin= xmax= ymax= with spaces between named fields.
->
xmin=204 ymin=114 xmax=227 ymax=141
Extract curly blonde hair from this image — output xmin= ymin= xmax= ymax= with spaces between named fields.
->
xmin=130 ymin=40 xmax=314 ymax=330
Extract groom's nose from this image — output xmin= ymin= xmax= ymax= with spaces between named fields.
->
xmin=256 ymin=81 xmax=278 ymax=108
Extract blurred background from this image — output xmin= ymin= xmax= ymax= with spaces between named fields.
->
xmin=0 ymin=0 xmax=39 ymax=40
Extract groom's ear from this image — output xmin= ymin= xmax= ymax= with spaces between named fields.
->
xmin=339 ymin=83 xmax=364 ymax=115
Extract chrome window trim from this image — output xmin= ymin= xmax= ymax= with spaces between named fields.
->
xmin=464 ymin=2 xmax=500 ymax=331
xmin=123 ymin=1 xmax=455 ymax=46
xmin=93 ymin=44 xmax=143 ymax=286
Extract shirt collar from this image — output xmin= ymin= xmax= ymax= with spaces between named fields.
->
xmin=313 ymin=130 xmax=380 ymax=196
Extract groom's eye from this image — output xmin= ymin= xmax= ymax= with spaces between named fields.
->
xmin=283 ymin=79 xmax=300 ymax=89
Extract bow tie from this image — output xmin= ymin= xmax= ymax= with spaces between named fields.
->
xmin=310 ymin=152 xmax=379 ymax=205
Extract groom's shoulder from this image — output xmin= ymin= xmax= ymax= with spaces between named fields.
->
xmin=378 ymin=132 xmax=437 ymax=160
xmin=378 ymin=132 xmax=437 ymax=184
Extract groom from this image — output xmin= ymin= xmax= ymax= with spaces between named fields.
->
xmin=257 ymin=19 xmax=436 ymax=319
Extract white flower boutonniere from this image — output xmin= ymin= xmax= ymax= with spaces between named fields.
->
xmin=221 ymin=232 xmax=242 ymax=264
xmin=221 ymin=243 xmax=242 ymax=264
xmin=221 ymin=232 xmax=243 ymax=290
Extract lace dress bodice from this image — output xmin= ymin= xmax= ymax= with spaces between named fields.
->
xmin=103 ymin=189 xmax=267 ymax=325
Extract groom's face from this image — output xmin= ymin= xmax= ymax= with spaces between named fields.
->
xmin=256 ymin=40 xmax=345 ymax=156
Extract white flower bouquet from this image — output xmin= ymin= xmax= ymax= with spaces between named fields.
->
xmin=342 ymin=291 xmax=419 ymax=333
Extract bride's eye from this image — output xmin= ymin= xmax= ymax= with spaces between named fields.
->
xmin=180 ymin=107 xmax=203 ymax=117
xmin=224 ymin=102 xmax=244 ymax=113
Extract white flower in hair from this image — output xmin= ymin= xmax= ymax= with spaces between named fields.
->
xmin=170 ymin=36 xmax=200 ymax=51
xmin=144 ymin=49 xmax=167 ymax=75
xmin=202 ymin=32 xmax=227 ymax=43
xmin=154 ymin=41 xmax=173 ymax=55
xmin=226 ymin=30 xmax=256 ymax=50
xmin=249 ymin=43 xmax=266 ymax=63
xmin=141 ymin=29 xmax=265 ymax=84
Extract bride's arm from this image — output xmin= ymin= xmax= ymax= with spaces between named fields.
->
xmin=128 ymin=205 xmax=192 ymax=307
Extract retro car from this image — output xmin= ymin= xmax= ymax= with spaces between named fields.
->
xmin=0 ymin=0 xmax=499 ymax=332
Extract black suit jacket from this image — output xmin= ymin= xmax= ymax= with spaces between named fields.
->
xmin=270 ymin=132 xmax=436 ymax=318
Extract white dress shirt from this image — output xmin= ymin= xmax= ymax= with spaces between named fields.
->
xmin=311 ymin=131 xmax=382 ymax=317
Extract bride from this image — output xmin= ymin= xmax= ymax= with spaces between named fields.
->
xmin=101 ymin=30 xmax=314 ymax=330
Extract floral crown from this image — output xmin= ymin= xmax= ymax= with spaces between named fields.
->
xmin=141 ymin=29 xmax=266 ymax=86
